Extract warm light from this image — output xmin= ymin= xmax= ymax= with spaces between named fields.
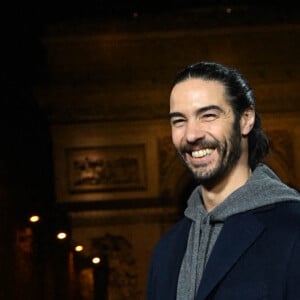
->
xmin=29 ymin=215 xmax=40 ymax=223
xmin=74 ymin=245 xmax=84 ymax=252
xmin=92 ymin=257 xmax=101 ymax=264
xmin=57 ymin=232 xmax=67 ymax=240
xmin=226 ymin=7 xmax=232 ymax=14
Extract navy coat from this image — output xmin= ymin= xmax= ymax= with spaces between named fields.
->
xmin=147 ymin=202 xmax=300 ymax=299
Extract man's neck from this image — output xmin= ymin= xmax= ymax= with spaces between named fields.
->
xmin=201 ymin=164 xmax=252 ymax=212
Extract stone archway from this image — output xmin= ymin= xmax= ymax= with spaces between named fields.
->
xmin=264 ymin=129 xmax=296 ymax=187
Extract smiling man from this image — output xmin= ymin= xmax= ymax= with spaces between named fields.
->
xmin=146 ymin=62 xmax=300 ymax=300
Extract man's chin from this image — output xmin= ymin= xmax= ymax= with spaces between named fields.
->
xmin=190 ymin=166 xmax=223 ymax=186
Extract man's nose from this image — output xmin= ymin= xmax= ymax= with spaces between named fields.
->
xmin=185 ymin=120 xmax=206 ymax=144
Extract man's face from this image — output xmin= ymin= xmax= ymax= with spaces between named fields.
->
xmin=169 ymin=78 xmax=242 ymax=187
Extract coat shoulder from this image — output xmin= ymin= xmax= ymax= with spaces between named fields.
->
xmin=146 ymin=218 xmax=192 ymax=299
xmin=253 ymin=201 xmax=300 ymax=231
xmin=152 ymin=217 xmax=191 ymax=256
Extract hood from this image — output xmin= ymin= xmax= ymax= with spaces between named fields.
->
xmin=185 ymin=163 xmax=300 ymax=223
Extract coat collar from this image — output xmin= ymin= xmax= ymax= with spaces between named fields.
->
xmin=196 ymin=212 xmax=265 ymax=300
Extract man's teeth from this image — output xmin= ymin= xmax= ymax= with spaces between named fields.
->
xmin=191 ymin=149 xmax=213 ymax=158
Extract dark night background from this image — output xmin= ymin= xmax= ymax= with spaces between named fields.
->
xmin=2 ymin=0 xmax=299 ymax=247
xmin=0 ymin=1 xmax=299 ymax=299
xmin=1 ymin=0 xmax=299 ymax=238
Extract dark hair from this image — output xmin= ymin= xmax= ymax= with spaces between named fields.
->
xmin=172 ymin=61 xmax=269 ymax=169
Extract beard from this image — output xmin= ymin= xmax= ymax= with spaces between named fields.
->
xmin=177 ymin=119 xmax=242 ymax=188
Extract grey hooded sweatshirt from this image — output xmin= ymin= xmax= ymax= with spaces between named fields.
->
xmin=176 ymin=164 xmax=300 ymax=300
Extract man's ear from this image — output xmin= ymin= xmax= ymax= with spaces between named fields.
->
xmin=240 ymin=106 xmax=255 ymax=136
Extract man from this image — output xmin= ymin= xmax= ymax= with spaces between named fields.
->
xmin=146 ymin=61 xmax=300 ymax=299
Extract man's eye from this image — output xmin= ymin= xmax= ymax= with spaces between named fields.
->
xmin=171 ymin=119 xmax=185 ymax=126
xmin=202 ymin=113 xmax=217 ymax=120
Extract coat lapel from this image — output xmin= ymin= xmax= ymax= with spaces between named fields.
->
xmin=196 ymin=213 xmax=265 ymax=300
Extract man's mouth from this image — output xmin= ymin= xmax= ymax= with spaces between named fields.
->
xmin=191 ymin=148 xmax=214 ymax=158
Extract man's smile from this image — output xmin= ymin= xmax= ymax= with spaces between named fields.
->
xmin=191 ymin=148 xmax=214 ymax=158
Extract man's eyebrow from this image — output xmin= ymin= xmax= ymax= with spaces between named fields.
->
xmin=196 ymin=105 xmax=225 ymax=115
xmin=169 ymin=112 xmax=184 ymax=119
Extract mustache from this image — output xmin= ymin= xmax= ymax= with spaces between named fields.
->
xmin=180 ymin=139 xmax=220 ymax=153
